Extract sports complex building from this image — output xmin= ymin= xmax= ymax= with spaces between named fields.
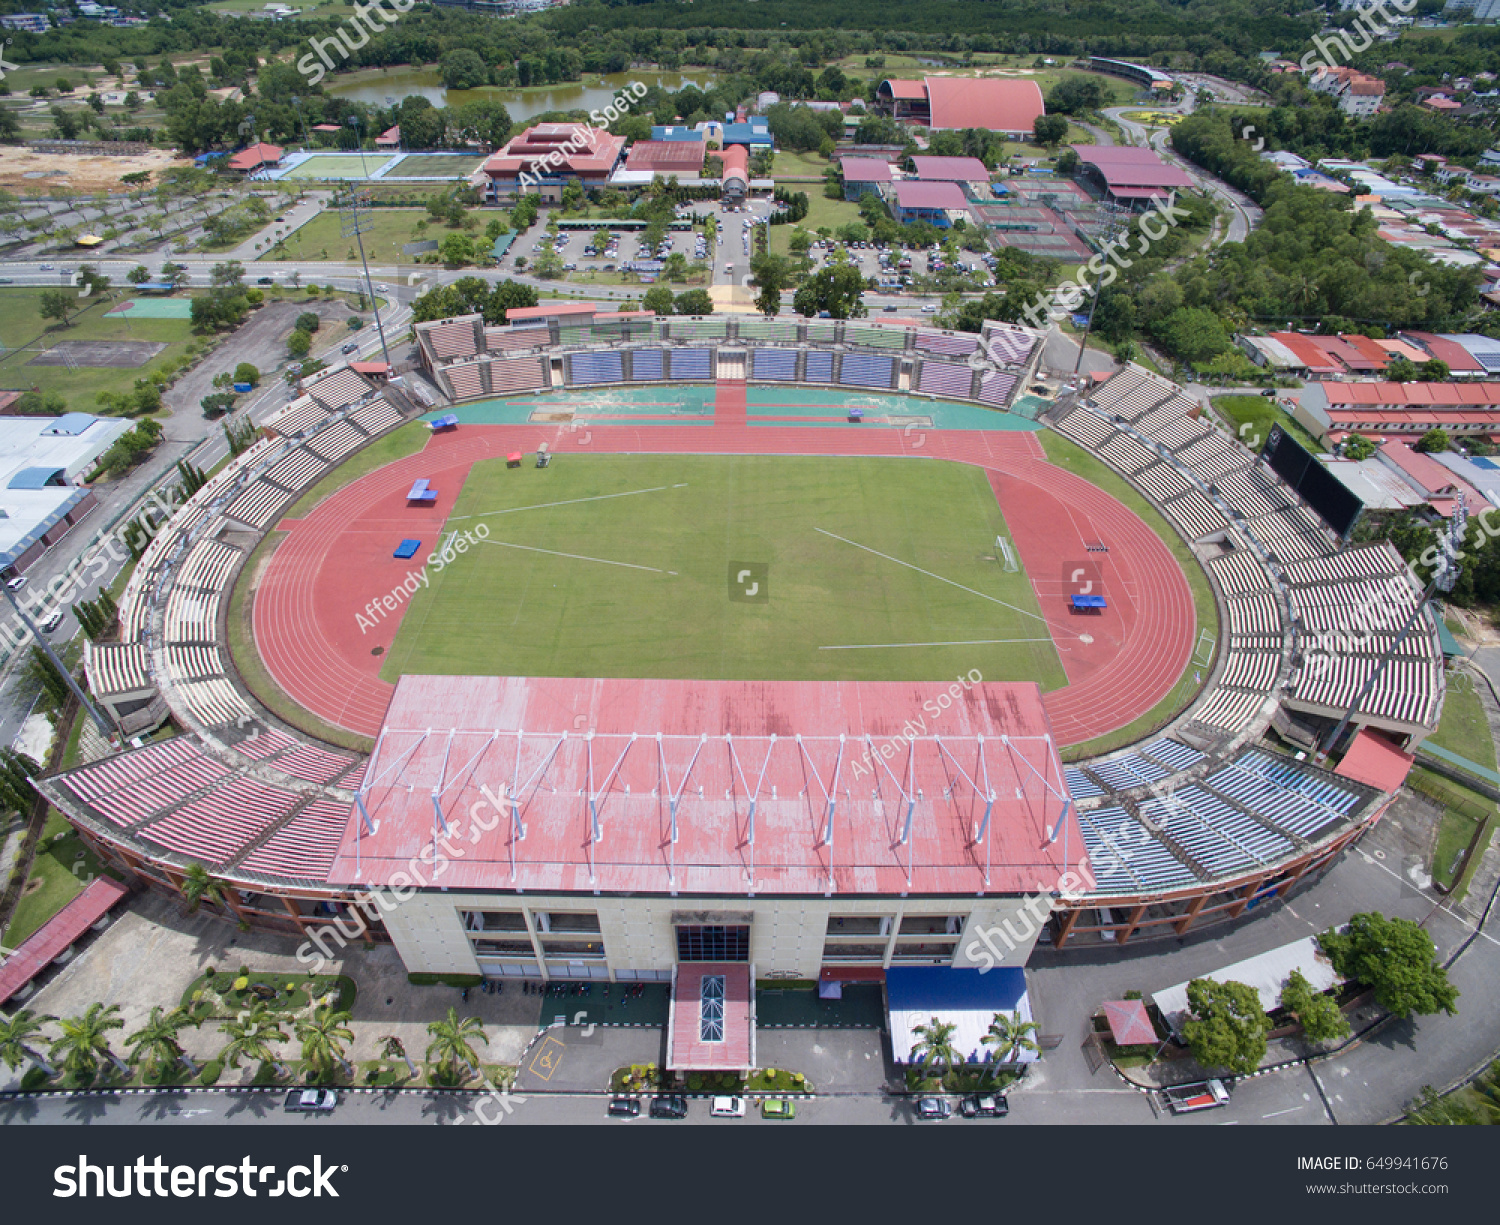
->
xmin=24 ymin=311 xmax=1443 ymax=1051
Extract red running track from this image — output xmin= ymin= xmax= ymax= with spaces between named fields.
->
xmin=252 ymin=386 xmax=1195 ymax=744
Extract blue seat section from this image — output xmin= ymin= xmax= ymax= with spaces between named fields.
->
xmin=1063 ymin=767 xmax=1103 ymax=800
xmin=1087 ymin=754 xmax=1167 ymax=791
xmin=1140 ymin=738 xmax=1204 ymax=772
xmin=1203 ymin=753 xmax=1359 ymax=840
xmin=839 ymin=352 xmax=895 ymax=389
xmin=1139 ymin=786 xmax=1294 ymax=877
xmin=631 ymin=349 xmax=664 ymax=380
xmin=804 ymin=350 xmax=834 ymax=383
xmin=670 ymin=348 xmax=712 ymax=380
xmin=917 ymin=361 xmax=972 ymax=399
xmin=569 ymin=351 xmax=623 ymax=385
xmin=751 ymin=348 xmax=798 ymax=381
xmin=1076 ymin=806 xmax=1196 ymax=893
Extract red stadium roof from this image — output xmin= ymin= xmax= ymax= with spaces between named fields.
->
xmin=1334 ymin=728 xmax=1414 ymax=793
xmin=625 ymin=140 xmax=706 ymax=172
xmin=506 ymin=301 xmax=597 ymax=322
xmin=333 ymin=675 xmax=1076 ymax=898
xmin=925 ymin=77 xmax=1045 ymax=133
xmin=881 ymin=79 xmax=929 ymax=100
xmin=910 ymin=155 xmax=990 ymax=182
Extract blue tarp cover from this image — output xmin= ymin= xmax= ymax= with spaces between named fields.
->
xmin=394 ymin=539 xmax=421 ymax=559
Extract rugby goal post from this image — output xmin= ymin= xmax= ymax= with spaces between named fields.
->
xmin=995 ymin=535 xmax=1019 ymax=573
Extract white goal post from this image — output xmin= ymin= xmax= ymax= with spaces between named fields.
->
xmin=994 ymin=535 xmax=1018 ymax=572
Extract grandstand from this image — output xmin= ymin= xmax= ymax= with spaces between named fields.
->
xmin=34 ymin=338 xmax=1432 ymax=964
xmin=414 ymin=314 xmax=1043 ymax=413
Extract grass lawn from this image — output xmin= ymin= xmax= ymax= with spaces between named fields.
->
xmin=262 ymin=207 xmax=438 ymax=268
xmin=1418 ymin=671 xmax=1497 ymax=895
xmin=1037 ymin=432 xmax=1215 ymax=759
xmin=381 ymin=454 xmax=1068 ymax=688
xmin=1211 ymin=394 xmax=1325 ymax=455
xmin=0 ymin=290 xmax=194 ymax=410
xmin=771 ymin=149 xmax=832 ymax=181
xmin=1 ymin=811 xmax=115 ymax=947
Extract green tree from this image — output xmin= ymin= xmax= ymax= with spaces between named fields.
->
xmin=1032 ymin=114 xmax=1069 ymax=146
xmin=177 ymin=861 xmax=224 ymax=914
xmin=218 ymin=1004 xmax=289 ymax=1080
xmin=439 ymin=48 xmax=489 ymax=92
xmin=0 ymin=746 xmax=39 ymax=814
xmin=1319 ymin=913 xmax=1459 ymax=1019
xmin=295 ymin=1006 xmax=354 ymax=1081
xmin=127 ymin=265 xmax=150 ymax=285
xmin=642 ymin=285 xmax=675 ymax=315
xmin=49 ymin=1003 xmax=127 ymax=1085
xmin=674 ymin=288 xmax=715 ymax=315
xmin=1279 ymin=969 xmax=1351 ymax=1044
xmin=1342 ymin=434 xmax=1377 ymax=461
xmin=425 ymin=1007 xmax=488 ymax=1083
xmin=39 ymin=290 xmax=77 ymax=327
xmin=1181 ymin=978 xmax=1271 ymax=1076
xmin=980 ymin=1010 xmax=1040 ymax=1071
xmin=1415 ymin=428 xmax=1450 ymax=453
xmin=0 ymin=1009 xmax=56 ymax=1079
xmin=232 ymin=362 xmax=259 ymax=387
xmin=287 ymin=329 xmax=312 ymax=359
xmin=793 ymin=262 xmax=868 ymax=320
xmin=381 ymin=1034 xmax=418 ymax=1080
xmin=294 ymin=312 xmax=321 ymax=335
xmin=23 ymin=646 xmax=71 ymax=717
xmin=909 ymin=1016 xmax=960 ymax=1081
xmin=125 ymin=1005 xmax=201 ymax=1079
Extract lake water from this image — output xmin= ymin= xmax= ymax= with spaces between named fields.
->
xmin=325 ymin=69 xmax=719 ymax=120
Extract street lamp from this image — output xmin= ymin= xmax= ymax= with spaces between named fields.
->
xmin=338 ymin=182 xmax=393 ymax=371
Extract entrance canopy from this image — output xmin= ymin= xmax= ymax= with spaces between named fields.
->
xmin=666 ymin=963 xmax=754 ymax=1071
xmin=888 ymin=966 xmax=1037 ymax=1066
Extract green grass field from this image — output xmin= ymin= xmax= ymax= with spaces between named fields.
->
xmin=278 ymin=153 xmax=400 ymax=181
xmin=264 ymin=207 xmax=444 ymax=266
xmin=386 ymin=153 xmax=486 ymax=178
xmin=1212 ymin=394 xmax=1326 ymax=455
xmin=380 ymin=454 xmax=1068 ymax=688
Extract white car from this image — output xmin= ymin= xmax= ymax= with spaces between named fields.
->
xmin=5 ymin=576 xmax=25 ymax=592
xmin=723 ymin=263 xmax=733 ymax=274
xmin=922 ymin=305 xmax=938 ymax=314
xmin=40 ymin=610 xmax=64 ymax=633
xmin=710 ymin=1096 xmax=745 ymax=1117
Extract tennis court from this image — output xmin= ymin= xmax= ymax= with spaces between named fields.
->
xmin=276 ymin=153 xmax=400 ymax=181
xmin=384 ymin=153 xmax=486 ymax=179
xmin=29 ymin=339 xmax=165 ymax=368
xmin=104 ymin=297 xmax=195 ymax=319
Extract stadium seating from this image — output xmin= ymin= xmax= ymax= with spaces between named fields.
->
xmin=840 ymin=353 xmax=896 ymax=389
xmin=569 ymin=351 xmax=624 ymax=385
xmin=917 ymin=361 xmax=973 ymax=399
xmin=630 ymin=348 xmax=665 ymax=381
xmin=668 ymin=348 xmax=713 ymax=381
xmin=750 ymin=348 xmax=798 ymax=381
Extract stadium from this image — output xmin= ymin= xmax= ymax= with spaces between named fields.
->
xmin=30 ymin=311 xmax=1442 ymax=1053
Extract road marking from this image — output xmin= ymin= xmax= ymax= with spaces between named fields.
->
xmin=1261 ymin=1106 xmax=1303 ymax=1118
xmin=448 ymin=484 xmax=687 ymax=523
xmin=478 ymin=538 xmax=666 ymax=574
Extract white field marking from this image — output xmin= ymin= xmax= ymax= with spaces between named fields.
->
xmin=820 ymin=638 xmax=1054 ymax=650
xmin=447 ymin=484 xmax=688 ymax=522
xmin=478 ymin=538 xmax=666 ymax=574
xmin=814 ymin=528 xmax=1087 ymax=641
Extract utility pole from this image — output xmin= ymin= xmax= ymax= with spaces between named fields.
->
xmin=339 ymin=186 xmax=393 ymax=370
xmin=2 ymin=584 xmax=115 ymax=742
xmin=1072 ymin=201 xmax=1131 ymax=378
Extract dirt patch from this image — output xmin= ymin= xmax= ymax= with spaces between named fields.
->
xmin=0 ymin=146 xmax=196 ymax=194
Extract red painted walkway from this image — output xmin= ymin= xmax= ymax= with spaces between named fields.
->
xmin=252 ymin=383 xmax=1196 ymax=744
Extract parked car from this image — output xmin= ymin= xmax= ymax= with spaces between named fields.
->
xmin=761 ymin=1098 xmax=797 ymax=1120
xmin=916 ymin=1097 xmax=952 ymax=1119
xmin=710 ymin=1096 xmax=745 ymax=1117
xmin=607 ymin=1097 xmax=642 ymax=1118
xmin=40 ymin=611 xmax=63 ymax=634
xmin=1160 ymin=1079 xmax=1230 ymax=1114
xmin=649 ymin=1095 xmax=688 ymax=1119
xmin=284 ymin=1089 xmax=338 ymax=1113
xmin=958 ymin=1093 xmax=1009 ymax=1118
xmin=5 ymin=576 xmax=26 ymax=591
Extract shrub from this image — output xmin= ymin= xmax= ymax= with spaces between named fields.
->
xmin=199 ymin=1061 xmax=222 ymax=1086
xmin=232 ymin=976 xmax=249 ymax=991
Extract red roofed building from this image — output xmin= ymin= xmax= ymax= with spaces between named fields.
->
xmin=625 ymin=140 xmax=706 ymax=174
xmin=1400 ymin=331 xmax=1487 ymax=376
xmin=1296 ymin=379 xmax=1500 ymax=446
xmin=1267 ymin=332 xmax=1346 ymax=379
xmin=890 ymin=179 xmax=969 ymax=226
xmin=877 ymin=77 xmax=1045 ymax=136
xmin=909 ymin=154 xmax=991 ymax=186
xmin=482 ymin=124 xmax=626 ymax=199
xmin=226 ymin=142 xmax=284 ymax=173
xmin=840 ymin=156 xmax=894 ymax=199
xmin=1376 ymin=440 xmax=1487 ymax=516
xmin=1069 ymin=145 xmax=1194 ymax=207
xmin=717 ymin=143 xmax=749 ymax=203
xmin=376 ymin=125 xmax=401 ymax=147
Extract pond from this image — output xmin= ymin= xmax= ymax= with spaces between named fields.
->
xmin=325 ymin=68 xmax=720 ymax=121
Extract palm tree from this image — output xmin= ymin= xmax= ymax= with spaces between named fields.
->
xmin=50 ymin=1003 xmax=127 ymax=1084
xmin=980 ymin=1010 xmax=1040 ymax=1073
xmin=909 ymin=1017 xmax=960 ymax=1083
xmin=295 ymin=1006 xmax=354 ymax=1081
xmin=425 ymin=1008 xmax=487 ymax=1083
xmin=218 ymin=1004 xmax=289 ymax=1080
xmin=0 ymin=1009 xmax=56 ymax=1079
xmin=125 ymin=1005 xmax=201 ymax=1079
xmin=381 ymin=1034 xmax=417 ymax=1080
xmin=177 ymin=862 xmax=224 ymax=914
